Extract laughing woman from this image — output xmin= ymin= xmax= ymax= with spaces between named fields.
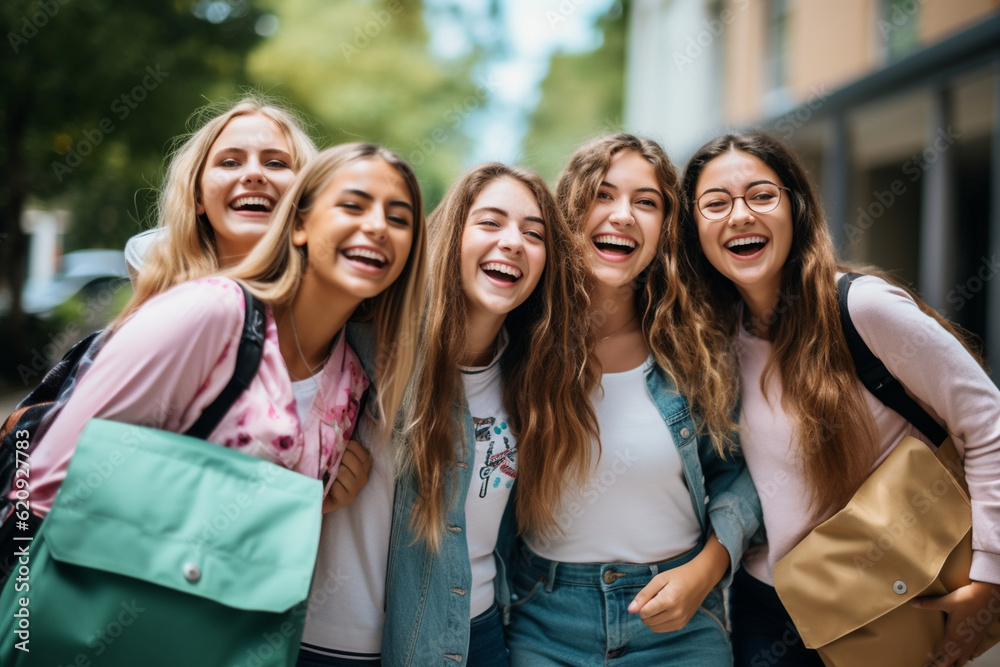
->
xmin=505 ymin=134 xmax=761 ymax=667
xmin=380 ymin=164 xmax=598 ymax=666
xmin=675 ymin=131 xmax=1000 ymax=666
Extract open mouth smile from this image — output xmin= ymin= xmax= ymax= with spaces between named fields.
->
xmin=342 ymin=247 xmax=389 ymax=270
xmin=230 ymin=196 xmax=275 ymax=214
xmin=592 ymin=234 xmax=638 ymax=256
xmin=481 ymin=261 xmax=523 ymax=284
xmin=724 ymin=235 xmax=769 ymax=257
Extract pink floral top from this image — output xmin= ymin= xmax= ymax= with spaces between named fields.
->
xmin=30 ymin=277 xmax=369 ymax=516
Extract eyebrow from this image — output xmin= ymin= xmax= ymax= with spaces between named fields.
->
xmin=472 ymin=206 xmax=545 ymax=226
xmin=700 ymin=179 xmax=780 ymax=195
xmin=343 ymin=189 xmax=414 ymax=213
xmin=599 ymin=181 xmax=663 ymax=199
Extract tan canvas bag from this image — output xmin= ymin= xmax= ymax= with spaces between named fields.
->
xmin=773 ymin=436 xmax=1000 ymax=666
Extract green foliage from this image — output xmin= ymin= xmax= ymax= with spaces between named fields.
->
xmin=247 ymin=0 xmax=479 ymax=208
xmin=521 ymin=1 xmax=628 ymax=184
xmin=1 ymin=0 xmax=267 ymax=250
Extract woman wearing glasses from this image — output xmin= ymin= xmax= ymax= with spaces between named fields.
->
xmin=673 ymin=131 xmax=1000 ymax=666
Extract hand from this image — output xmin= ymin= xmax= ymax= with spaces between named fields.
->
xmin=628 ymin=534 xmax=729 ymax=633
xmin=322 ymin=439 xmax=372 ymax=514
xmin=912 ymin=580 xmax=1000 ymax=667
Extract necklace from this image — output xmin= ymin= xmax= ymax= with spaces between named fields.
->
xmin=598 ymin=313 xmax=638 ymax=342
xmin=288 ymin=309 xmax=326 ymax=381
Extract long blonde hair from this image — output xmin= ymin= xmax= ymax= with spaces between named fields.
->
xmin=675 ymin=131 xmax=981 ymax=512
xmin=115 ymin=95 xmax=317 ymax=326
xmin=227 ymin=143 xmax=427 ymax=434
xmin=406 ymin=164 xmax=599 ymax=549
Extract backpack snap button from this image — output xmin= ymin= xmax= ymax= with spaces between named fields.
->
xmin=183 ymin=563 xmax=202 ymax=583
xmin=893 ymin=580 xmax=907 ymax=595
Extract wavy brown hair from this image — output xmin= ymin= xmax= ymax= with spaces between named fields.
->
xmin=225 ymin=143 xmax=427 ymax=434
xmin=556 ymin=134 xmax=736 ymax=462
xmin=674 ymin=131 xmax=980 ymax=513
xmin=405 ymin=164 xmax=599 ymax=549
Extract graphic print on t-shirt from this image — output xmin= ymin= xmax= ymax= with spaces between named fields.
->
xmin=473 ymin=416 xmax=516 ymax=498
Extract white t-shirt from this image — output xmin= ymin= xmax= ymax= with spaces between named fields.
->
xmin=526 ymin=358 xmax=701 ymax=563
xmin=299 ymin=409 xmax=392 ymax=662
xmin=460 ymin=336 xmax=517 ymax=618
xmin=290 ymin=375 xmax=320 ymax=425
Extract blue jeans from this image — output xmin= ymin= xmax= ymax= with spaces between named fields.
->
xmin=505 ymin=545 xmax=732 ymax=666
xmin=296 ymin=646 xmax=380 ymax=667
xmin=470 ymin=602 xmax=510 ymax=666
xmin=729 ymin=568 xmax=822 ymax=667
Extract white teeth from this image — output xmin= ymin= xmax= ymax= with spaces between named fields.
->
xmin=343 ymin=247 xmax=388 ymax=263
xmin=481 ymin=262 xmax=522 ymax=279
xmin=725 ymin=236 xmax=768 ymax=249
xmin=593 ymin=234 xmax=637 ymax=249
xmin=231 ymin=196 xmax=273 ymax=211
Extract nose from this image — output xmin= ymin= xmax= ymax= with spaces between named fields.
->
xmin=727 ymin=196 xmax=755 ymax=226
xmin=241 ymin=158 xmax=266 ymax=185
xmin=609 ymin=200 xmax=634 ymax=226
xmin=497 ymin=222 xmax=523 ymax=253
xmin=361 ymin=208 xmax=388 ymax=240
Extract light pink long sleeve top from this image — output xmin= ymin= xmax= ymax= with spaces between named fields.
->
xmin=740 ymin=274 xmax=1000 ymax=586
xmin=30 ymin=277 xmax=368 ymax=516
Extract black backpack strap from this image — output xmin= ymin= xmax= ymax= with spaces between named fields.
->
xmin=837 ymin=273 xmax=949 ymax=446
xmin=184 ymin=283 xmax=266 ymax=439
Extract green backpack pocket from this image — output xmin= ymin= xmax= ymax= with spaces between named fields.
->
xmin=1 ymin=418 xmax=322 ymax=667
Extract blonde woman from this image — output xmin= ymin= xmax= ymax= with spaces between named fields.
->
xmin=29 ymin=144 xmax=426 ymax=528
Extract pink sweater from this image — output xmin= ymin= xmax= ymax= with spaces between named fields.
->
xmin=30 ymin=277 xmax=368 ymax=516
xmin=740 ymin=274 xmax=1000 ymax=586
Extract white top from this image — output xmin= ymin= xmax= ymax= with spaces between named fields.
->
xmin=525 ymin=358 xmax=701 ymax=563
xmin=290 ymin=375 xmax=320 ymax=426
xmin=460 ymin=334 xmax=517 ymax=618
xmin=740 ymin=274 xmax=1000 ymax=585
xmin=299 ymin=409 xmax=393 ymax=661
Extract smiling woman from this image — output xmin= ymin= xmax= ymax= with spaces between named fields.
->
xmin=378 ymin=163 xmax=597 ymax=666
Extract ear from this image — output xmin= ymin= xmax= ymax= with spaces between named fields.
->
xmin=195 ymin=193 xmax=205 ymax=216
xmin=292 ymin=218 xmax=308 ymax=247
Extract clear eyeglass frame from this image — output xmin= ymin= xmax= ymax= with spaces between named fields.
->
xmin=697 ymin=184 xmax=792 ymax=221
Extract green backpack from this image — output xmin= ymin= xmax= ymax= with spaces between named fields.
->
xmin=0 ymin=418 xmax=322 ymax=667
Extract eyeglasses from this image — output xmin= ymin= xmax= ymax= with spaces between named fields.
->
xmin=697 ymin=184 xmax=791 ymax=220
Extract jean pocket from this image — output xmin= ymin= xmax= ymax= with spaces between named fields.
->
xmin=697 ymin=604 xmax=730 ymax=639
xmin=510 ymin=570 xmax=545 ymax=609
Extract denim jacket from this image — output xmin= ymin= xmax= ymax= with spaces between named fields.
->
xmin=382 ymin=404 xmax=486 ymax=666
xmin=638 ymin=360 xmax=762 ymax=589
xmin=380 ymin=361 xmax=762 ymax=665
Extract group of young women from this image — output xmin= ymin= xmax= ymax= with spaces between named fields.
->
xmin=20 ymin=94 xmax=1000 ymax=667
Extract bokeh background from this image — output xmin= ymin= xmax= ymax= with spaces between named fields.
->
xmin=1 ymin=0 xmax=999 ymax=386
xmin=3 ymin=1 xmax=1000 ymax=663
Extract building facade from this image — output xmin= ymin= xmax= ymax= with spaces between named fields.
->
xmin=626 ymin=0 xmax=1000 ymax=376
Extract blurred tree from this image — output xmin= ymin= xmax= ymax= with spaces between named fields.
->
xmin=0 ymin=0 xmax=266 ymax=372
xmin=521 ymin=1 xmax=628 ymax=183
xmin=247 ymin=0 xmax=479 ymax=207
